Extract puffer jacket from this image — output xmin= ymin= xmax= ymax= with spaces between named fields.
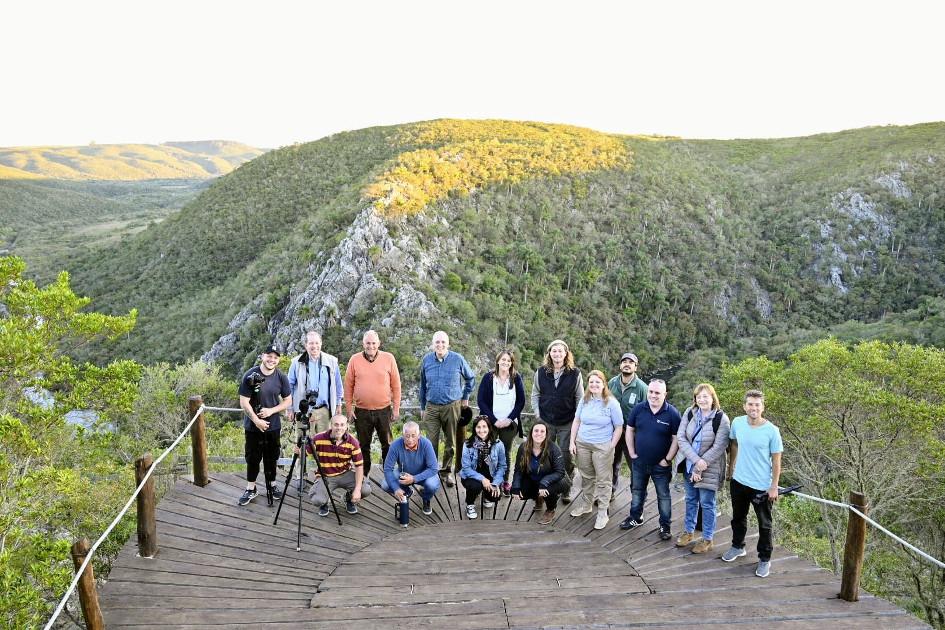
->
xmin=510 ymin=441 xmax=569 ymax=494
xmin=676 ymin=406 xmax=731 ymax=491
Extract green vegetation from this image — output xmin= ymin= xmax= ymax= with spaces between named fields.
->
xmin=718 ymin=339 xmax=945 ymax=626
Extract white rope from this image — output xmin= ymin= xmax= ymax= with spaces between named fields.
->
xmin=203 ymin=405 xmax=241 ymax=412
xmin=43 ymin=404 xmax=208 ymax=630
xmin=791 ymin=490 xmax=945 ymax=570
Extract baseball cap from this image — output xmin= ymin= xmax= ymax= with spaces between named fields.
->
xmin=620 ymin=352 xmax=638 ymax=363
xmin=262 ymin=344 xmax=282 ymax=356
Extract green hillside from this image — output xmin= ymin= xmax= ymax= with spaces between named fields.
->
xmin=59 ymin=121 xmax=945 ymax=383
xmin=0 ymin=141 xmax=263 ymax=180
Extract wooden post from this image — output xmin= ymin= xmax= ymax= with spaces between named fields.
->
xmin=71 ymin=538 xmax=105 ymax=630
xmin=839 ymin=491 xmax=868 ymax=602
xmin=189 ymin=395 xmax=209 ymax=487
xmin=135 ymin=453 xmax=157 ymax=558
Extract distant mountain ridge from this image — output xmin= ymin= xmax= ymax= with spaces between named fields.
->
xmin=0 ymin=140 xmax=264 ymax=180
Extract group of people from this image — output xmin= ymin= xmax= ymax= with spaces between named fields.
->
xmin=236 ymin=331 xmax=784 ymax=578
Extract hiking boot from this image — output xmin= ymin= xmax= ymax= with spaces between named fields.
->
xmin=594 ymin=511 xmax=610 ymax=530
xmin=675 ymin=531 xmax=698 ymax=547
xmin=466 ymin=504 xmax=478 ymax=519
xmin=619 ymin=516 xmax=642 ymax=530
xmin=659 ymin=524 xmax=672 ymax=540
xmin=722 ymin=546 xmax=747 ymax=562
xmin=569 ymin=502 xmax=593 ymax=517
xmin=538 ymin=509 xmax=555 ymax=525
xmin=692 ymin=539 xmax=714 ymax=554
xmin=422 ymin=499 xmax=433 ymax=515
xmin=755 ymin=560 xmax=771 ymax=578
xmin=318 ymin=504 xmax=330 ymax=517
xmin=238 ymin=488 xmax=258 ymax=506
xmin=345 ymin=492 xmax=358 ymax=515
xmin=535 ymin=496 xmax=545 ymax=510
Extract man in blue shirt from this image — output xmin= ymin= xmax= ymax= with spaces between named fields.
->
xmin=619 ymin=379 xmax=681 ymax=540
xmin=418 ymin=331 xmax=476 ymax=487
xmin=721 ymin=389 xmax=783 ymax=578
xmin=287 ymin=331 xmax=344 ymax=433
xmin=382 ymin=421 xmax=440 ymax=516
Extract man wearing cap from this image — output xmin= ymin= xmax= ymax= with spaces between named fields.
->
xmin=238 ymin=344 xmax=292 ymax=506
xmin=608 ymin=352 xmax=648 ymax=495
xmin=344 ymin=330 xmax=402 ymax=477
xmin=419 ymin=331 xmax=476 ymax=487
xmin=531 ymin=339 xmax=584 ymax=498
xmin=287 ymin=331 xmax=344 ymax=434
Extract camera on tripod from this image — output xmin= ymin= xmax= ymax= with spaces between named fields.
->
xmin=296 ymin=392 xmax=326 ymax=432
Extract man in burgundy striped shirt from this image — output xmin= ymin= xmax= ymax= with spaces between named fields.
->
xmin=305 ymin=415 xmax=373 ymax=516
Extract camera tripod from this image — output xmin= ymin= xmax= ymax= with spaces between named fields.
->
xmin=273 ymin=416 xmax=342 ymax=551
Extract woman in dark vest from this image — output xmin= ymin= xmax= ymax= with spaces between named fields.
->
xmin=511 ymin=421 xmax=569 ymax=525
xmin=530 ymin=339 xmax=583 ymax=501
xmin=675 ymin=383 xmax=731 ymax=553
xmin=476 ymin=349 xmax=526 ymax=495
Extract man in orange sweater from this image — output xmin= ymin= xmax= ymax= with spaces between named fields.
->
xmin=344 ymin=330 xmax=402 ymax=477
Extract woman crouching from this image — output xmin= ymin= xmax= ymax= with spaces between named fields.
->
xmin=511 ymin=421 xmax=569 ymax=525
xmin=460 ymin=416 xmax=507 ymax=519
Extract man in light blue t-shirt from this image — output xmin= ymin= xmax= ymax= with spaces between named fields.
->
xmin=721 ymin=389 xmax=783 ymax=578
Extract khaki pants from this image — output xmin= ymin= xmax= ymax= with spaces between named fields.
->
xmin=423 ymin=400 xmax=461 ymax=474
xmin=574 ymin=439 xmax=614 ymax=509
xmin=309 ymin=470 xmax=373 ymax=507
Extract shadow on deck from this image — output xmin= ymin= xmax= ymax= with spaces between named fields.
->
xmin=98 ymin=471 xmax=928 ymax=629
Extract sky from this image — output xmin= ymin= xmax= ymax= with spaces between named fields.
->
xmin=2 ymin=0 xmax=943 ymax=149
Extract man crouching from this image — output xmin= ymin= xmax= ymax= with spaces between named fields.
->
xmin=305 ymin=414 xmax=372 ymax=516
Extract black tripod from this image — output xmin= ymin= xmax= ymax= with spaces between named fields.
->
xmin=273 ymin=407 xmax=342 ymax=551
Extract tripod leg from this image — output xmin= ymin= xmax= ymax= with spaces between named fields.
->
xmin=273 ymin=452 xmax=300 ymax=525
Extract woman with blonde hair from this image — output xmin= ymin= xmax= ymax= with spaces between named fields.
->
xmin=675 ymin=383 xmax=730 ymax=553
xmin=568 ymin=369 xmax=623 ymax=529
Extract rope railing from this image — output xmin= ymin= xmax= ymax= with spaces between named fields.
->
xmin=44 ymin=402 xmax=214 ymax=630
xmin=790 ymin=489 xmax=945 ymax=570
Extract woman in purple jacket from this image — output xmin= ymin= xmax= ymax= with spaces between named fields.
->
xmin=476 ymin=349 xmax=526 ymax=495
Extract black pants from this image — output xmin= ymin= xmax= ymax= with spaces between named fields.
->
xmin=245 ymin=430 xmax=280 ymax=484
xmin=518 ymin=475 xmax=567 ymax=510
xmin=462 ymin=475 xmax=497 ymax=505
xmin=730 ymin=478 xmax=774 ymax=561
xmin=611 ymin=439 xmax=632 ymax=490
xmin=353 ymin=406 xmax=392 ymax=477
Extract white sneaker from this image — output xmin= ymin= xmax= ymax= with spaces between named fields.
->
xmin=594 ymin=511 xmax=610 ymax=530
xmin=466 ymin=504 xmax=478 ymax=519
xmin=570 ymin=502 xmax=593 ymax=517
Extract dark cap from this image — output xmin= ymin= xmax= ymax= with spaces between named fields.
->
xmin=620 ymin=352 xmax=639 ymax=364
xmin=262 ymin=344 xmax=282 ymax=356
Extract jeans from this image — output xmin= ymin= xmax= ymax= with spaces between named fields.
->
xmin=628 ymin=459 xmax=672 ymax=527
xmin=380 ymin=475 xmax=441 ymax=502
xmin=730 ymin=478 xmax=773 ymax=561
xmin=353 ymin=406 xmax=393 ymax=477
xmin=683 ymin=475 xmax=717 ymax=540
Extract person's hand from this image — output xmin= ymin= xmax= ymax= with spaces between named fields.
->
xmin=516 ymin=491 xmax=524 ymax=500
xmin=352 ymin=488 xmax=362 ymax=503
xmin=461 ymin=399 xmax=469 ymax=408
xmin=293 ymin=444 xmax=300 ymax=455
xmin=489 ymin=485 xmax=500 ymax=498
xmin=495 ymin=418 xmax=511 ymax=429
xmin=629 ymin=452 xmax=638 ymax=459
xmin=695 ymin=459 xmax=708 ymax=472
xmin=482 ymin=479 xmax=493 ymax=492
xmin=538 ymin=488 xmax=549 ymax=498
xmin=768 ymin=487 xmax=780 ymax=502
xmin=569 ymin=442 xmax=577 ymax=456
xmin=691 ymin=472 xmax=703 ymax=483
xmin=286 ymin=410 xmax=295 ymax=422
xmin=400 ymin=473 xmax=415 ymax=485
xmin=255 ymin=417 xmax=270 ymax=431
xmin=394 ymin=489 xmax=406 ymax=501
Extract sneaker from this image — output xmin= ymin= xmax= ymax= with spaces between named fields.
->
xmin=345 ymin=492 xmax=358 ymax=515
xmin=594 ymin=511 xmax=610 ymax=530
xmin=318 ymin=504 xmax=330 ymax=517
xmin=483 ymin=499 xmax=495 ymax=509
xmin=692 ymin=540 xmax=714 ymax=554
xmin=538 ymin=509 xmax=555 ymax=525
xmin=422 ymin=499 xmax=433 ymax=515
xmin=755 ymin=560 xmax=771 ymax=578
xmin=466 ymin=504 xmax=478 ymax=519
xmin=675 ymin=531 xmax=698 ymax=547
xmin=619 ymin=516 xmax=642 ymax=530
xmin=238 ymin=488 xmax=258 ymax=506
xmin=659 ymin=524 xmax=672 ymax=540
xmin=270 ymin=486 xmax=283 ymax=500
xmin=444 ymin=472 xmax=455 ymax=487
xmin=570 ymin=502 xmax=593 ymax=517
xmin=722 ymin=546 xmax=747 ymax=562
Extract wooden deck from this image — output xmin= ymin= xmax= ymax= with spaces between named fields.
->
xmin=98 ymin=470 xmax=929 ymax=629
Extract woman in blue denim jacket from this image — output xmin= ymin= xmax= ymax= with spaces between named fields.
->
xmin=460 ymin=416 xmax=507 ymax=519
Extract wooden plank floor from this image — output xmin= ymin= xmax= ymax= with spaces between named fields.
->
xmin=97 ymin=469 xmax=929 ymax=628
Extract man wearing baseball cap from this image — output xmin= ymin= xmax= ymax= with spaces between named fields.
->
xmin=238 ymin=343 xmax=292 ymax=506
xmin=608 ymin=352 xmax=648 ymax=495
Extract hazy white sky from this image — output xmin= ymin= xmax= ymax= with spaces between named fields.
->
xmin=3 ymin=0 xmax=942 ymax=148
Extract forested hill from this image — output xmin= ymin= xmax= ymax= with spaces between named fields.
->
xmin=61 ymin=120 xmax=945 ymax=389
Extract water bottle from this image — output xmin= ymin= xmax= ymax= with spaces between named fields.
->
xmin=396 ymin=496 xmax=409 ymax=527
